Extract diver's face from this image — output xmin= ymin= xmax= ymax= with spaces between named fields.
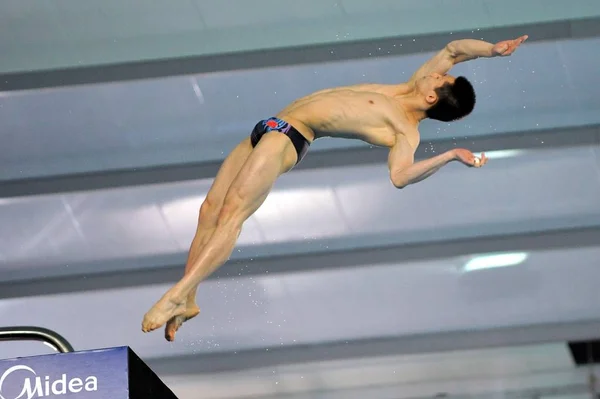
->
xmin=417 ymin=73 xmax=456 ymax=104
xmin=417 ymin=73 xmax=456 ymax=93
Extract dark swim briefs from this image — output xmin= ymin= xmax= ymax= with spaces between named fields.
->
xmin=250 ymin=117 xmax=310 ymax=165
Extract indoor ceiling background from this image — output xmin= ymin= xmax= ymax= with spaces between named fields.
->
xmin=1 ymin=2 xmax=600 ymax=399
xmin=0 ymin=0 xmax=598 ymax=74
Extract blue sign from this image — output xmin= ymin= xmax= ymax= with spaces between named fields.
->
xmin=0 ymin=347 xmax=129 ymax=399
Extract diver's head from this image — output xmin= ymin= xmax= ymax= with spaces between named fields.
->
xmin=416 ymin=73 xmax=476 ymax=122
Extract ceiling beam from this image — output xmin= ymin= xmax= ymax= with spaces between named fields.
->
xmin=148 ymin=319 xmax=600 ymax=376
xmin=1 ymin=124 xmax=597 ymax=198
xmin=0 ymin=17 xmax=598 ymax=92
xmin=0 ymin=225 xmax=598 ymax=299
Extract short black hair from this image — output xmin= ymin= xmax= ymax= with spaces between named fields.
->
xmin=425 ymin=76 xmax=476 ymax=122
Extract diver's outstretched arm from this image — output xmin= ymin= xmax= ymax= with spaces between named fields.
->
xmin=409 ymin=35 xmax=528 ymax=83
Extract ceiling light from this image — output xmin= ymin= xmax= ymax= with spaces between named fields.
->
xmin=482 ymin=149 xmax=524 ymax=160
xmin=463 ymin=252 xmax=528 ymax=272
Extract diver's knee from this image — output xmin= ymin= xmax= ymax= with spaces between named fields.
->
xmin=199 ymin=196 xmax=220 ymax=225
xmin=217 ymin=192 xmax=246 ymax=227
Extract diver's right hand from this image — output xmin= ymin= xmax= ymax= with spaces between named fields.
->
xmin=452 ymin=149 xmax=488 ymax=168
xmin=492 ymin=35 xmax=528 ymax=57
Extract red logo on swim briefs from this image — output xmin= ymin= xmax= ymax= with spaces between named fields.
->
xmin=266 ymin=120 xmax=278 ymax=128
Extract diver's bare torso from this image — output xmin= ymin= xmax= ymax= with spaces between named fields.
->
xmin=276 ymin=83 xmax=420 ymax=149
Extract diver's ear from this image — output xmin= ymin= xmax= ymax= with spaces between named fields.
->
xmin=425 ymin=91 xmax=438 ymax=105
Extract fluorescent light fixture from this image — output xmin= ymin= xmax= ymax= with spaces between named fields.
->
xmin=463 ymin=252 xmax=528 ymax=272
xmin=480 ymin=149 xmax=524 ymax=160
xmin=190 ymin=78 xmax=205 ymax=104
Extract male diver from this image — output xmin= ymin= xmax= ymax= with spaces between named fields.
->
xmin=142 ymin=35 xmax=528 ymax=341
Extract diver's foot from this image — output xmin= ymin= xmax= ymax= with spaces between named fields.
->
xmin=164 ymin=303 xmax=201 ymax=342
xmin=141 ymin=291 xmax=187 ymax=334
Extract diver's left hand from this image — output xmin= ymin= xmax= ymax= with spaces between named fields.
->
xmin=453 ymin=149 xmax=488 ymax=168
xmin=492 ymin=35 xmax=528 ymax=57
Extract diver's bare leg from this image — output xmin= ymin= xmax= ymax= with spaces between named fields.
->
xmin=142 ymin=133 xmax=297 ymax=334
xmin=164 ymin=138 xmax=252 ymax=341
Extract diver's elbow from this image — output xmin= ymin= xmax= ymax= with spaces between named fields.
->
xmin=445 ymin=41 xmax=459 ymax=58
xmin=390 ymin=176 xmax=408 ymax=189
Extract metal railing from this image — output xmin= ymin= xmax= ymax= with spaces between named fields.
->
xmin=0 ymin=326 xmax=74 ymax=354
